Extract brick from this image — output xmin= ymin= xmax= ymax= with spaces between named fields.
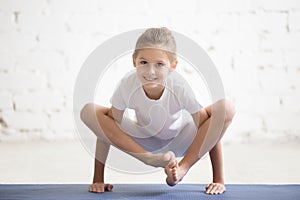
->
xmin=0 ymin=127 xmax=33 ymax=142
xmin=285 ymin=68 xmax=300 ymax=91
xmin=48 ymin=110 xmax=74 ymax=132
xmin=47 ymin=0 xmax=98 ymax=13
xmin=0 ymin=52 xmax=15 ymax=71
xmin=48 ymin=110 xmax=76 ymax=139
xmin=232 ymin=57 xmax=261 ymax=93
xmin=289 ymin=12 xmax=300 ymax=32
xmin=169 ymin=12 xmax=218 ymax=36
xmin=234 ymin=90 xmax=282 ymax=115
xmin=47 ymin=68 xmax=76 ymax=92
xmin=260 ymin=32 xmax=300 ymax=51
xmin=94 ymin=62 xmax=131 ymax=106
xmin=196 ymin=0 xmax=257 ymax=12
xmin=116 ymin=14 xmax=169 ymax=33
xmin=37 ymin=33 xmax=90 ymax=54
xmin=216 ymin=13 xmax=240 ymax=32
xmin=67 ymin=50 xmax=90 ymax=73
xmin=280 ymin=88 xmax=300 ymax=113
xmin=0 ymin=12 xmax=15 ymax=32
xmin=0 ymin=71 xmax=47 ymax=91
xmin=253 ymin=0 xmax=300 ymax=11
xmin=235 ymin=50 xmax=284 ymax=70
xmin=232 ymin=112 xmax=263 ymax=134
xmin=238 ymin=12 xmax=287 ymax=34
xmin=257 ymin=67 xmax=289 ymax=94
xmin=0 ymin=92 xmax=13 ymax=109
xmin=65 ymin=94 xmax=73 ymax=109
xmin=208 ymin=50 xmax=235 ymax=96
xmin=147 ymin=0 xmax=198 ymax=15
xmin=212 ymin=31 xmax=259 ymax=52
xmin=18 ymin=12 xmax=68 ymax=34
xmin=2 ymin=110 xmax=48 ymax=130
xmin=14 ymin=90 xmax=64 ymax=111
xmin=0 ymin=0 xmax=47 ymax=13
xmin=283 ymin=51 xmax=300 ymax=69
xmin=66 ymin=13 xmax=117 ymax=35
xmin=0 ymin=32 xmax=37 ymax=53
xmin=99 ymin=0 xmax=149 ymax=14
xmin=15 ymin=50 xmax=65 ymax=72
xmin=264 ymin=111 xmax=300 ymax=133
xmin=174 ymin=58 xmax=212 ymax=106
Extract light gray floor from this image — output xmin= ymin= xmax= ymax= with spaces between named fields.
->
xmin=0 ymin=139 xmax=299 ymax=184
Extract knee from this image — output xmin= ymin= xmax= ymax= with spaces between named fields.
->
xmin=222 ymin=99 xmax=236 ymax=123
xmin=80 ymin=103 xmax=96 ymax=125
xmin=213 ymin=99 xmax=236 ymax=124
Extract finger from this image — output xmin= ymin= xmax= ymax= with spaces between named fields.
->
xmin=105 ymin=184 xmax=113 ymax=191
xmin=89 ymin=185 xmax=93 ymax=192
xmin=209 ymin=185 xmax=218 ymax=194
xmin=206 ymin=184 xmax=210 ymax=189
xmin=213 ymin=184 xmax=224 ymax=195
xmin=99 ymin=187 xmax=105 ymax=193
xmin=90 ymin=185 xmax=97 ymax=193
xmin=96 ymin=184 xmax=105 ymax=193
xmin=206 ymin=184 xmax=214 ymax=194
xmin=91 ymin=183 xmax=105 ymax=193
xmin=168 ymin=159 xmax=177 ymax=168
xmin=217 ymin=185 xmax=225 ymax=194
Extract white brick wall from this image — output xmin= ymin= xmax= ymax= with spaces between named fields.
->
xmin=0 ymin=0 xmax=299 ymax=142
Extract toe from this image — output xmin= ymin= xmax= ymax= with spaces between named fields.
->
xmin=168 ymin=159 xmax=178 ymax=168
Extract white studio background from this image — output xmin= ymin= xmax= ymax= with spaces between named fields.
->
xmin=0 ymin=0 xmax=299 ymax=144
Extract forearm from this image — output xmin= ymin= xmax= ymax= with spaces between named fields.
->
xmin=209 ymin=141 xmax=225 ymax=183
xmin=93 ymin=158 xmax=105 ymax=183
xmin=93 ymin=139 xmax=110 ymax=183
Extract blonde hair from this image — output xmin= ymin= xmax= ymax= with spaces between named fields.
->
xmin=133 ymin=27 xmax=177 ymax=62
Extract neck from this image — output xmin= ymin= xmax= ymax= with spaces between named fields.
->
xmin=143 ymin=85 xmax=165 ymax=100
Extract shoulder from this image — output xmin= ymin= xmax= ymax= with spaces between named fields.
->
xmin=168 ymin=71 xmax=189 ymax=92
xmin=118 ymin=70 xmax=139 ymax=89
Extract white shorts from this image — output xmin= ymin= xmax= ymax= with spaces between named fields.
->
xmin=120 ymin=117 xmax=198 ymax=157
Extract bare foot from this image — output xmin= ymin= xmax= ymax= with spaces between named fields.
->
xmin=205 ymin=183 xmax=226 ymax=195
xmin=164 ymin=160 xmax=188 ymax=186
xmin=142 ymin=151 xmax=175 ymax=167
xmin=89 ymin=182 xmax=113 ymax=193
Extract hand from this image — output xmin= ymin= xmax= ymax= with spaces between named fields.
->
xmin=205 ymin=182 xmax=225 ymax=195
xmin=89 ymin=182 xmax=113 ymax=193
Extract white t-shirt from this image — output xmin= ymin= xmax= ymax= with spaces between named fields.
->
xmin=110 ymin=70 xmax=202 ymax=140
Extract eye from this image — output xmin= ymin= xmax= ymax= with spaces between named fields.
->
xmin=156 ymin=63 xmax=165 ymax=67
xmin=140 ymin=60 xmax=147 ymax=65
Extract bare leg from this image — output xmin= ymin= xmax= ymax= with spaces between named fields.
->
xmin=89 ymin=139 xmax=113 ymax=193
xmin=165 ymin=99 xmax=235 ymax=186
xmin=80 ymin=103 xmax=175 ymax=167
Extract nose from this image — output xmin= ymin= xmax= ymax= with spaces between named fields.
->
xmin=148 ymin=64 xmax=156 ymax=75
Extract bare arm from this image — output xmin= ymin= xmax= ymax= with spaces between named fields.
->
xmin=209 ymin=141 xmax=224 ymax=184
xmin=90 ymin=106 xmax=124 ymax=192
xmin=107 ymin=106 xmax=124 ymax=123
xmin=191 ymin=108 xmax=225 ymax=194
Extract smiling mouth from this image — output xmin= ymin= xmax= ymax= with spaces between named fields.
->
xmin=143 ymin=76 xmax=157 ymax=81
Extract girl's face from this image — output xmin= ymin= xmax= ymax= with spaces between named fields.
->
xmin=133 ymin=48 xmax=177 ymax=92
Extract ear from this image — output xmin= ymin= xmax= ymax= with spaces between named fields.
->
xmin=132 ymin=56 xmax=137 ymax=68
xmin=169 ymin=59 xmax=178 ymax=72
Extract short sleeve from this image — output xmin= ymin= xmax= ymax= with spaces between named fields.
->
xmin=110 ymin=80 xmax=127 ymax=110
xmin=182 ymin=81 xmax=203 ymax=114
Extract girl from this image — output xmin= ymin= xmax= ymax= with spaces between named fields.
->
xmin=80 ymin=27 xmax=235 ymax=195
